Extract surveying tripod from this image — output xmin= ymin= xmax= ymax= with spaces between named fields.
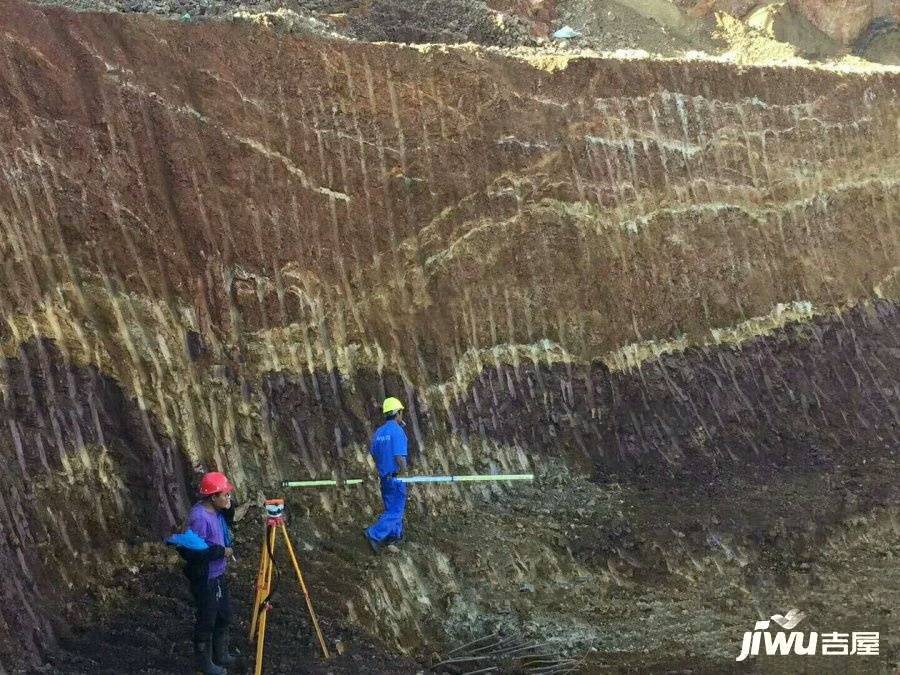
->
xmin=249 ymin=499 xmax=330 ymax=674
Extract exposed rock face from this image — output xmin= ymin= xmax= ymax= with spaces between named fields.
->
xmin=680 ymin=0 xmax=900 ymax=42
xmin=0 ymin=0 xmax=897 ymax=669
xmin=792 ymin=0 xmax=899 ymax=44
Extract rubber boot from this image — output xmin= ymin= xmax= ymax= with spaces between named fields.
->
xmin=194 ymin=639 xmax=226 ymax=675
xmin=212 ymin=627 xmax=236 ymax=667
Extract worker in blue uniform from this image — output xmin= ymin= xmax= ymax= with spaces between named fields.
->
xmin=364 ymin=397 xmax=408 ymax=552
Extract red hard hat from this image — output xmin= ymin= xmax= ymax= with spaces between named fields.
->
xmin=198 ymin=471 xmax=235 ymax=496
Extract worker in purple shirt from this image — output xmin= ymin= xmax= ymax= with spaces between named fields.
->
xmin=364 ymin=397 xmax=409 ymax=553
xmin=169 ymin=471 xmax=236 ymax=675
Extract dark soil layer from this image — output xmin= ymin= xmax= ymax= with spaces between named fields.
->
xmin=455 ymin=301 xmax=899 ymax=483
xmin=0 ymin=340 xmax=191 ymax=668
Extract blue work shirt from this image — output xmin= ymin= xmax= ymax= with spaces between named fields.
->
xmin=370 ymin=419 xmax=408 ymax=478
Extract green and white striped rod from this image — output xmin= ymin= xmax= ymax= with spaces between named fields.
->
xmin=398 ymin=473 xmax=534 ymax=484
xmin=281 ymin=474 xmax=533 ymax=488
xmin=281 ymin=478 xmax=364 ymax=488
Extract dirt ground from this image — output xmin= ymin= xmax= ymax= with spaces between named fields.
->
xmin=30 ymin=468 xmax=900 ymax=673
xmin=34 ymin=544 xmax=421 ymax=674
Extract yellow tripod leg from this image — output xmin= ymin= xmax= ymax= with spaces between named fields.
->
xmin=254 ymin=604 xmax=269 ymax=675
xmin=280 ymin=522 xmax=331 ymax=658
xmin=249 ymin=526 xmax=274 ymax=641
xmin=252 ymin=525 xmax=276 ymax=675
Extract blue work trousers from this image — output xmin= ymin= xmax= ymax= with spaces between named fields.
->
xmin=366 ymin=476 xmax=406 ymax=544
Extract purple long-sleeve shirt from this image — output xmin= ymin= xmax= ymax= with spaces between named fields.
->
xmin=188 ymin=503 xmax=227 ymax=580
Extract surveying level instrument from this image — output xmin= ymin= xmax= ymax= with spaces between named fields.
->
xmin=265 ymin=500 xmax=285 ymax=518
xmin=249 ymin=498 xmax=330 ymax=675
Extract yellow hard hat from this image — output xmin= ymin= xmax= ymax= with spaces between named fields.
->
xmin=382 ymin=397 xmax=405 ymax=414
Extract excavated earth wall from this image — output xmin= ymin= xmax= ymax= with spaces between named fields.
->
xmin=0 ymin=0 xmax=898 ymax=670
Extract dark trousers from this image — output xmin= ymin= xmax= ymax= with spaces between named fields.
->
xmin=192 ymin=575 xmax=231 ymax=642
